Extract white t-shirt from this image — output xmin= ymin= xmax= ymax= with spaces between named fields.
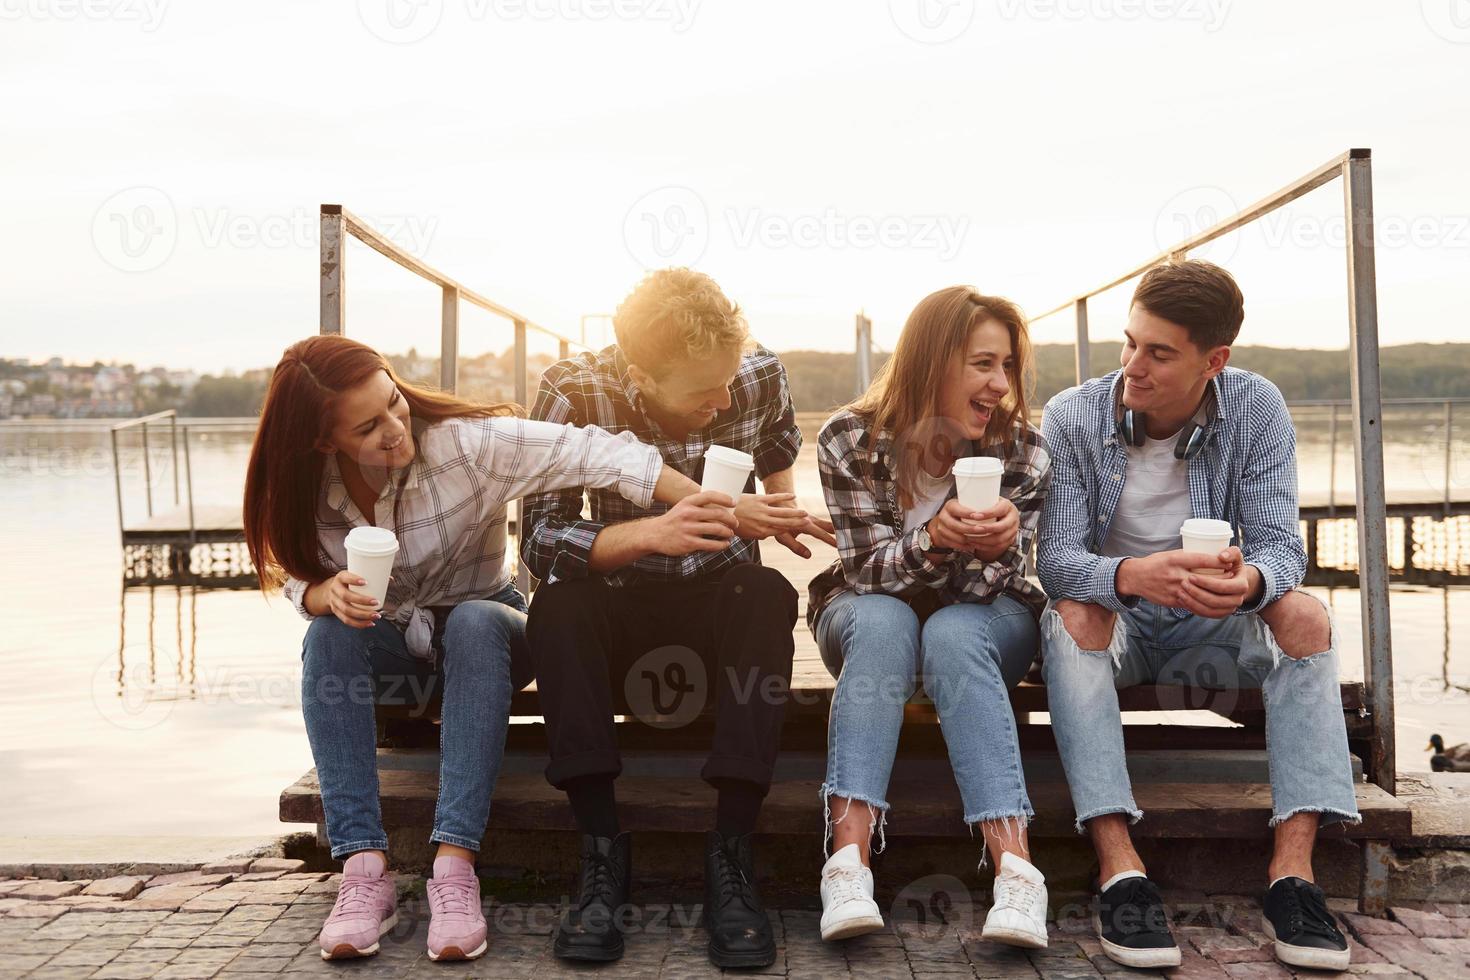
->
xmin=904 ymin=467 xmax=952 ymax=532
xmin=1100 ymin=434 xmax=1192 ymax=559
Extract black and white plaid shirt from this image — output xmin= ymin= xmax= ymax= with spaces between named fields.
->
xmin=520 ymin=344 xmax=802 ymax=586
xmin=807 ymin=408 xmax=1052 ymax=631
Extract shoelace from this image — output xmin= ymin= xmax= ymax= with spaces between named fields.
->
xmin=711 ymin=840 xmax=757 ymax=912
xmin=1106 ymin=877 xmax=1170 ymax=937
xmin=824 ymin=865 xmax=870 ymax=908
xmin=332 ymin=874 xmax=384 ymax=917
xmin=1281 ymin=884 xmax=1343 ymax=943
xmin=995 ymin=873 xmax=1043 ymax=913
xmin=429 ymin=876 xmax=477 ymax=916
xmin=577 ymin=850 xmax=620 ymax=910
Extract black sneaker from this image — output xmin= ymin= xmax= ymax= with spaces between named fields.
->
xmin=1092 ymin=875 xmax=1182 ymax=969
xmin=1262 ymin=877 xmax=1350 ymax=971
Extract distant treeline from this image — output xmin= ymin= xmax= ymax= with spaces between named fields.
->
xmin=781 ymin=343 xmax=1470 ymax=416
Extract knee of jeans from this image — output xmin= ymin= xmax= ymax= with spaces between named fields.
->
xmin=302 ymin=615 xmax=371 ymax=672
xmin=836 ymin=595 xmax=919 ymax=702
xmin=1258 ymin=590 xmax=1335 ymax=665
xmin=443 ymin=600 xmax=521 ymax=662
xmin=1041 ymin=603 xmax=1127 ymax=678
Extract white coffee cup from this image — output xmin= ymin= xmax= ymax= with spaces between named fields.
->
xmin=344 ymin=525 xmax=398 ymax=606
xmin=1180 ymin=518 xmax=1234 ymax=576
xmin=951 ymin=456 xmax=1005 ymax=511
xmin=702 ymin=445 xmax=755 ymax=501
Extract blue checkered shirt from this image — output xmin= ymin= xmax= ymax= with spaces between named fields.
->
xmin=1036 ymin=367 xmax=1305 ymax=617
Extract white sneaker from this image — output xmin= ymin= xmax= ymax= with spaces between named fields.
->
xmin=819 ymin=844 xmax=885 ymax=941
xmin=981 ymin=852 xmax=1049 ymax=949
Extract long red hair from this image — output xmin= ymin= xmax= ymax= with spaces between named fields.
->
xmin=243 ymin=335 xmax=521 ymax=593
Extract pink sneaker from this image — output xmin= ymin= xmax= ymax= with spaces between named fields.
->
xmin=426 ymin=854 xmax=488 ymax=961
xmin=319 ymin=852 xmax=398 ymax=960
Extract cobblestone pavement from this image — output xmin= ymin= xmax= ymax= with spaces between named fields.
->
xmin=2 ymin=862 xmax=1468 ymax=978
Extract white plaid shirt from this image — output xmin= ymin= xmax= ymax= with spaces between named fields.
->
xmin=520 ymin=345 xmax=802 ymax=586
xmin=283 ymin=416 xmax=662 ymax=659
xmin=1036 ymin=367 xmax=1305 ymax=617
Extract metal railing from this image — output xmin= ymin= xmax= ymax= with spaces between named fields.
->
xmin=110 ymin=411 xmax=261 ymax=549
xmin=1031 ymin=148 xmax=1398 ymax=792
xmin=318 ymin=205 xmax=590 ymax=589
xmin=319 ymin=204 xmax=586 ymax=403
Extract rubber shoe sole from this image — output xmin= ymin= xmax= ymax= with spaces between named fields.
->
xmin=553 ymin=935 xmax=625 ymax=962
xmin=319 ymin=911 xmax=398 ymax=960
xmin=1093 ymin=911 xmax=1182 ymax=969
xmin=1261 ymin=914 xmax=1351 ymax=971
xmin=428 ymin=937 xmax=488 ymax=961
xmin=981 ymin=921 xmax=1049 ymax=949
xmin=820 ymin=911 xmax=885 ymax=942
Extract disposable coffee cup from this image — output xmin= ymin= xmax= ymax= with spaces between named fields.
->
xmin=344 ymin=526 xmax=398 ymax=606
xmin=952 ymin=456 xmax=1004 ymax=511
xmin=1180 ymin=518 xmax=1234 ymax=576
xmin=702 ymin=445 xmax=754 ymax=501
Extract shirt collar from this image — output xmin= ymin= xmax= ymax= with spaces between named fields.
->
xmin=1105 ymin=370 xmax=1225 ymax=444
xmin=322 ymin=450 xmax=420 ymax=516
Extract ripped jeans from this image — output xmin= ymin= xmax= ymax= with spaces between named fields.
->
xmin=1040 ymin=592 xmax=1361 ymax=834
xmin=814 ymin=591 xmax=1038 ymax=855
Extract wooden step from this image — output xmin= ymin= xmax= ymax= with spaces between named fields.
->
xmin=280 ymin=751 xmax=1406 ymax=840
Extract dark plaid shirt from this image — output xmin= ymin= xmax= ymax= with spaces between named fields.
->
xmin=807 ymin=408 xmax=1052 ymax=631
xmin=520 ymin=344 xmax=802 ymax=586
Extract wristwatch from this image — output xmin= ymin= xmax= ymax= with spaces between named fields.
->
xmin=916 ymin=520 xmax=933 ymax=552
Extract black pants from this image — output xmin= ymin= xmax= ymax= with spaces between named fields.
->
xmin=526 ymin=563 xmax=799 ymax=792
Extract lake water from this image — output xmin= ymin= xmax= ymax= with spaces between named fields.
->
xmin=2 ymin=411 xmax=1467 ymax=840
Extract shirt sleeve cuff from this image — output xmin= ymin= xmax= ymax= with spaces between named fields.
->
xmin=1092 ymin=556 xmax=1138 ymax=613
xmin=902 ymin=525 xmax=953 ymax=582
xmin=1238 ymin=562 xmax=1278 ymax=615
xmin=617 ymin=444 xmax=663 ymax=510
xmin=543 ymin=522 xmax=605 ymax=584
xmin=283 ymin=576 xmax=316 ymax=621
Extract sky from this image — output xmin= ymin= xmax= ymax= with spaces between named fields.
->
xmin=2 ymin=0 xmax=1468 ymax=374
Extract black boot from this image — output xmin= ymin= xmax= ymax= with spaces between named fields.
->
xmin=703 ymin=831 xmax=776 ymax=968
xmin=554 ymin=833 xmax=631 ymax=962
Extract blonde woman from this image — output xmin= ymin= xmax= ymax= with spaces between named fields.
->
xmin=808 ymin=287 xmax=1052 ymax=946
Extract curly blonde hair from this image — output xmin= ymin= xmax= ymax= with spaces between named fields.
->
xmin=614 ymin=268 xmax=751 ymax=377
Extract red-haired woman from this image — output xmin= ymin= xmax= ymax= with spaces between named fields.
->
xmin=244 ymin=335 xmax=730 ymax=962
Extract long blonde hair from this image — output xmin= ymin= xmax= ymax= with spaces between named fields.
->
xmin=848 ymin=287 xmax=1034 ymax=509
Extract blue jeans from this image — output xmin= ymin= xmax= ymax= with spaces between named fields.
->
xmin=1039 ymin=592 xmax=1361 ymax=833
xmin=814 ymin=591 xmax=1038 ymax=852
xmin=300 ymin=584 xmax=531 ymax=859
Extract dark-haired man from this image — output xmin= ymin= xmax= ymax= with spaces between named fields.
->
xmin=1037 ymin=261 xmax=1356 ymax=972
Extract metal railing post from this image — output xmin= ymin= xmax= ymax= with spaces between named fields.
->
xmin=1327 ymin=402 xmax=1339 ymax=519
xmin=1445 ymin=400 xmax=1454 ymax=519
xmin=1343 ymin=149 xmax=1395 ymax=793
xmin=1074 ymin=298 xmax=1090 ymax=384
xmin=169 ymin=413 xmax=180 ymax=506
xmin=513 ymin=320 xmax=529 ymax=408
xmin=441 ymin=285 xmax=460 ymax=393
xmin=321 ymin=205 xmax=346 ymax=335
xmin=182 ymin=426 xmax=196 ymax=546
xmin=141 ymin=421 xmax=154 ymax=518
xmin=111 ymin=427 xmax=125 ymax=549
